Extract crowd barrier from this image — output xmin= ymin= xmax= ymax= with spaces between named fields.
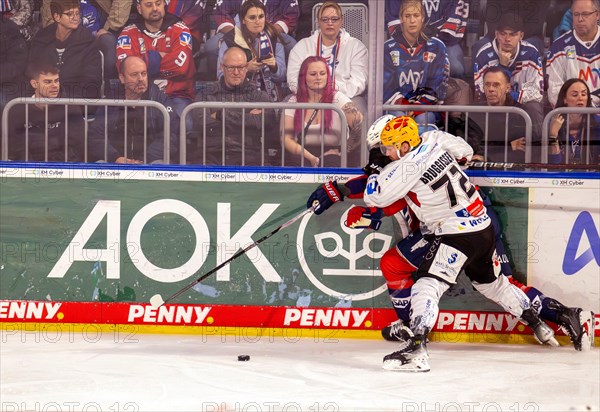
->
xmin=541 ymin=107 xmax=600 ymax=164
xmin=1 ymin=98 xmax=171 ymax=163
xmin=382 ymin=104 xmax=534 ymax=163
xmin=179 ymin=101 xmax=349 ymax=167
xmin=3 ymin=98 xmax=598 ymax=167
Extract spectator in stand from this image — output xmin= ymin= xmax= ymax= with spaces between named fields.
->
xmin=295 ymin=0 xmax=368 ymax=40
xmin=383 ymin=0 xmax=449 ymax=131
xmin=0 ymin=0 xmax=37 ymax=41
xmin=165 ymin=0 xmax=207 ymax=54
xmin=547 ymin=0 xmax=600 ymax=107
xmin=29 ymin=0 xmax=102 ymax=102
xmin=548 ymin=79 xmax=600 ymax=164
xmin=0 ymin=16 xmax=28 ymax=109
xmin=472 ymin=11 xmax=545 ymax=141
xmin=88 ymin=56 xmax=177 ymax=164
xmin=204 ymin=0 xmax=299 ymax=80
xmin=283 ymin=56 xmax=363 ymax=167
xmin=188 ymin=47 xmax=278 ymax=166
xmin=471 ymin=0 xmax=548 ymax=62
xmin=217 ymin=0 xmax=286 ymax=102
xmin=468 ymin=67 xmax=542 ymax=163
xmin=42 ymin=0 xmax=133 ymax=82
xmin=473 ymin=12 xmax=544 ymax=104
xmin=117 ymin=0 xmax=195 ymax=122
xmin=6 ymin=60 xmax=85 ymax=162
xmin=287 ymin=1 xmax=368 ymax=113
xmin=385 ymin=0 xmax=469 ymax=78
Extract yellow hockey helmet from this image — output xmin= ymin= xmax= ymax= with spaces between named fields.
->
xmin=379 ymin=116 xmax=422 ymax=153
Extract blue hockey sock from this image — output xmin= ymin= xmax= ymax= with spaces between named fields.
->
xmin=388 ymin=287 xmax=411 ymax=323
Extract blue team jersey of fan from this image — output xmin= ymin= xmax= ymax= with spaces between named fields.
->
xmin=473 ymin=40 xmax=544 ymax=104
xmin=382 ymin=34 xmax=449 ymax=103
xmin=546 ymin=29 xmax=600 ymax=107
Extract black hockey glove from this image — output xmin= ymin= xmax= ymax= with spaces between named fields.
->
xmin=307 ymin=181 xmax=344 ymax=215
xmin=362 ymin=148 xmax=392 ymax=176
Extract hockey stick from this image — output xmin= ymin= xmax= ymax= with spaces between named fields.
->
xmin=149 ymin=206 xmax=314 ymax=308
xmin=466 ymin=161 xmax=600 ymax=170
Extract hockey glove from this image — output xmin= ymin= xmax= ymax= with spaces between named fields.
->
xmin=345 ymin=206 xmax=384 ymax=230
xmin=307 ymin=181 xmax=344 ymax=215
xmin=362 ymin=148 xmax=392 ymax=176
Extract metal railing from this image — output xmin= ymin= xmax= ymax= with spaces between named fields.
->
xmin=180 ymin=102 xmax=349 ymax=167
xmin=1 ymin=98 xmax=171 ymax=163
xmin=382 ymin=104 xmax=534 ymax=163
xmin=4 ymin=97 xmax=597 ymax=168
xmin=541 ymin=107 xmax=600 ymax=164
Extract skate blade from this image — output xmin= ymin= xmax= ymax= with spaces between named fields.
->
xmin=382 ymin=359 xmax=430 ymax=372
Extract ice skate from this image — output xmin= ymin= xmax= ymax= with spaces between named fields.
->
xmin=557 ymin=307 xmax=595 ymax=351
xmin=381 ymin=319 xmax=411 ymax=342
xmin=521 ymin=308 xmax=559 ymax=347
xmin=382 ymin=329 xmax=430 ymax=372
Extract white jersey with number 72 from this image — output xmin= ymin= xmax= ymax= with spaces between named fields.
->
xmin=364 ymin=130 xmax=490 ymax=236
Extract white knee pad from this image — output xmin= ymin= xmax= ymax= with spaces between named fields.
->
xmin=410 ymin=277 xmax=450 ymax=334
xmin=473 ymin=276 xmax=530 ymax=317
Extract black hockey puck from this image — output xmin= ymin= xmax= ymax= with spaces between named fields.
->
xmin=237 ymin=355 xmax=250 ymax=361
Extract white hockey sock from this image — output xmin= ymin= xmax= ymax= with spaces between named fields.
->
xmin=473 ymin=276 xmax=530 ymax=318
xmin=410 ymin=277 xmax=450 ymax=334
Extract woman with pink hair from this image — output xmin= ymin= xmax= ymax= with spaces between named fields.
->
xmin=282 ymin=56 xmax=363 ymax=167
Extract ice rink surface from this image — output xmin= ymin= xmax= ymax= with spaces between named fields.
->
xmin=1 ymin=330 xmax=599 ymax=412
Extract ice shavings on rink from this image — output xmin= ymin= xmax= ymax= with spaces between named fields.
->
xmin=1 ymin=330 xmax=598 ymax=411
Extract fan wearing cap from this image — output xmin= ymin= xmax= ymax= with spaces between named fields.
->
xmin=473 ymin=12 xmax=543 ymax=105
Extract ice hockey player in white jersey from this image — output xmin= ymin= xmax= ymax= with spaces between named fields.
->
xmin=307 ymin=116 xmax=594 ymax=369
xmin=360 ymin=117 xmax=555 ymax=372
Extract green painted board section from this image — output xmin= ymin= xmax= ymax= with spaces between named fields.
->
xmin=0 ymin=174 xmax=528 ymax=311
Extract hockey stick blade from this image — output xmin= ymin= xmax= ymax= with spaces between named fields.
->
xmin=148 ymin=206 xmax=314 ymax=307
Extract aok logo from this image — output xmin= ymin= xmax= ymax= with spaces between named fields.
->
xmin=296 ymin=206 xmax=393 ymax=301
xmin=47 ymin=200 xmax=286 ymax=283
xmin=563 ymin=211 xmax=600 ymax=275
xmin=45 ymin=201 xmax=394 ymax=299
